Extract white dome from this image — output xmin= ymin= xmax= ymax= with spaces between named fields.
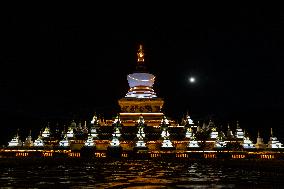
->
xmin=127 ymin=73 xmax=155 ymax=88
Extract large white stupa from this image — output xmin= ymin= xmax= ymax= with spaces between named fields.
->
xmin=125 ymin=45 xmax=157 ymax=98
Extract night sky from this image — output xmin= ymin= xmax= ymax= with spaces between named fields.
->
xmin=1 ymin=6 xmax=284 ymax=144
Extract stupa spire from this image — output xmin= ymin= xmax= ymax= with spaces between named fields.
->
xmin=137 ymin=44 xmax=144 ymax=63
xmin=136 ymin=44 xmax=147 ymax=72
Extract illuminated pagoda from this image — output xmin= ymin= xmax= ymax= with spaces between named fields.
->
xmin=34 ymin=133 xmax=44 ymax=147
xmin=82 ymin=121 xmax=88 ymax=134
xmin=8 ymin=130 xmax=22 ymax=147
xmin=59 ymin=133 xmax=70 ymax=147
xmin=210 ymin=127 xmax=218 ymax=139
xmin=90 ymin=114 xmax=100 ymax=138
xmin=109 ymin=133 xmax=120 ymax=147
xmin=136 ymin=116 xmax=146 ymax=138
xmin=23 ymin=130 xmax=34 ymax=147
xmin=226 ymin=123 xmax=234 ymax=139
xmin=234 ymin=121 xmax=244 ymax=139
xmin=187 ymin=133 xmax=199 ymax=149
xmin=134 ymin=116 xmax=147 ymax=149
xmin=160 ymin=116 xmax=175 ymax=150
xmin=66 ymin=126 xmax=74 ymax=138
xmin=214 ymin=132 xmax=227 ymax=149
xmin=118 ymin=45 xmax=165 ymax=126
xmin=84 ymin=134 xmax=95 ymax=147
xmin=183 ymin=113 xmax=195 ymax=128
xmin=109 ymin=116 xmax=122 ymax=147
xmin=107 ymin=115 xmax=123 ymax=157
xmin=242 ymin=130 xmax=255 ymax=149
xmin=268 ymin=128 xmax=284 ymax=149
xmin=42 ymin=125 xmax=51 ymax=138
xmin=185 ymin=127 xmax=193 ymax=139
xmin=208 ymin=120 xmax=219 ymax=140
xmin=186 ymin=115 xmax=194 ymax=126
xmin=255 ymin=130 xmax=266 ymax=149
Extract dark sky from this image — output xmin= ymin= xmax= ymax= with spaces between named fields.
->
xmin=1 ymin=6 xmax=284 ymax=144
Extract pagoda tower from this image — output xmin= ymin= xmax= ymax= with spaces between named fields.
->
xmin=118 ymin=45 xmax=164 ymax=126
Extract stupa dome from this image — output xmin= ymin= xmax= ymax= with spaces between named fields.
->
xmin=127 ymin=73 xmax=155 ymax=88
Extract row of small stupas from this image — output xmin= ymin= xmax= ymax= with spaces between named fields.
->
xmin=6 ymin=45 xmax=284 ymax=151
xmin=7 ymin=114 xmax=284 ymax=150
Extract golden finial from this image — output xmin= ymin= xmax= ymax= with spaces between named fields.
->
xmin=271 ymin=128 xmax=273 ymax=137
xmin=137 ymin=44 xmax=144 ymax=63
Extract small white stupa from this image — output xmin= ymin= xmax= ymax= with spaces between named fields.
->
xmin=90 ymin=115 xmax=99 ymax=138
xmin=110 ymin=117 xmax=122 ymax=147
xmin=23 ymin=130 xmax=34 ymax=147
xmin=136 ymin=135 xmax=147 ymax=148
xmin=90 ymin=127 xmax=98 ymax=138
xmin=160 ymin=116 xmax=174 ymax=149
xmin=8 ymin=130 xmax=22 ymax=147
xmin=242 ymin=130 xmax=255 ymax=149
xmin=59 ymin=134 xmax=70 ymax=147
xmin=42 ymin=126 xmax=51 ymax=138
xmin=268 ymin=128 xmax=284 ymax=149
xmin=34 ymin=133 xmax=44 ymax=147
xmin=84 ymin=134 xmax=95 ymax=147
xmin=227 ymin=123 xmax=234 ymax=139
xmin=135 ymin=116 xmax=147 ymax=148
xmin=215 ymin=134 xmax=227 ymax=148
xmin=210 ymin=127 xmax=218 ymax=139
xmin=161 ymin=128 xmax=174 ymax=148
xmin=185 ymin=127 xmax=193 ymax=139
xmin=255 ymin=130 xmax=266 ymax=149
xmin=184 ymin=114 xmax=194 ymax=128
xmin=66 ymin=126 xmax=74 ymax=138
xmin=112 ymin=127 xmax=121 ymax=138
xmin=110 ymin=136 xmax=120 ymax=147
xmin=235 ymin=121 xmax=244 ymax=139
xmin=187 ymin=133 xmax=199 ymax=148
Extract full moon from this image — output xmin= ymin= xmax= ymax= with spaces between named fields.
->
xmin=189 ymin=77 xmax=195 ymax=83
